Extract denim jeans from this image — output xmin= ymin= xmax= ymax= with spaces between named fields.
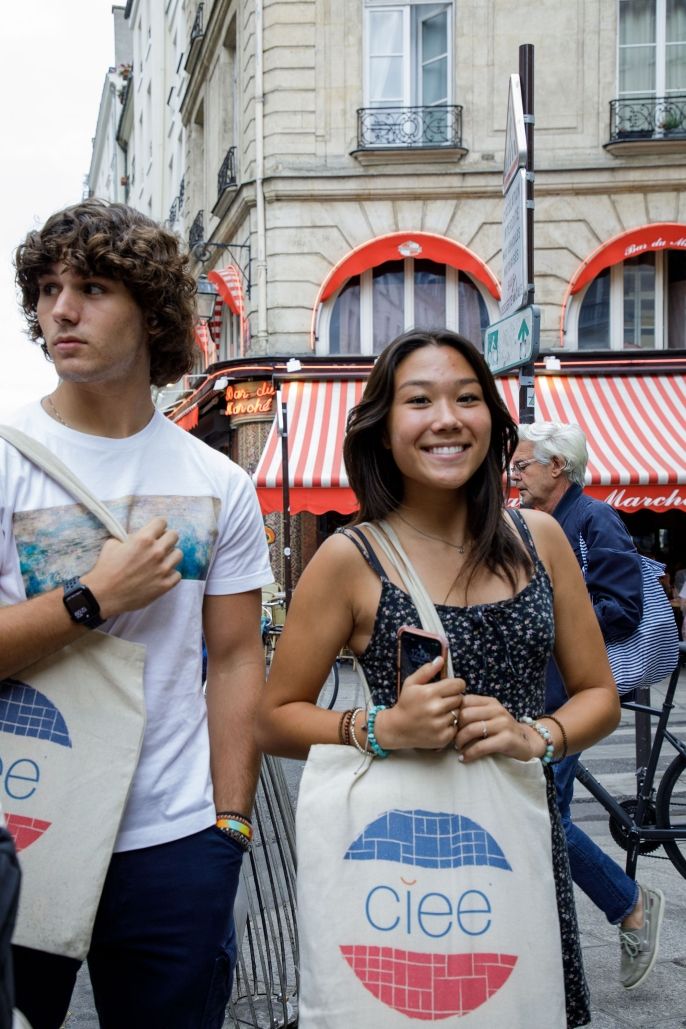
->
xmin=12 ymin=825 xmax=244 ymax=1029
xmin=554 ymin=754 xmax=638 ymax=925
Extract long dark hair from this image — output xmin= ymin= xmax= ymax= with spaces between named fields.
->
xmin=343 ymin=329 xmax=527 ymax=589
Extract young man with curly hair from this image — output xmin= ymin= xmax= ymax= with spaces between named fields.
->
xmin=1 ymin=200 xmax=272 ymax=1029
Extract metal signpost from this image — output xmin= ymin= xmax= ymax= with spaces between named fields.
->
xmin=487 ymin=46 xmax=536 ymax=424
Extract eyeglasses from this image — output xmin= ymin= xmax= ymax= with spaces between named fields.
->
xmin=510 ymin=458 xmax=539 ymax=474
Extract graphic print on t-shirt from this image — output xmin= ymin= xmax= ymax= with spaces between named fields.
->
xmin=13 ymin=494 xmax=220 ymax=597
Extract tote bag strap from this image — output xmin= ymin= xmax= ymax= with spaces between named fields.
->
xmin=0 ymin=425 xmax=127 ymax=542
xmin=364 ymin=520 xmax=455 ymax=678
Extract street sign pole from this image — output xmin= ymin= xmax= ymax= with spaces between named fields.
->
xmin=518 ymin=43 xmax=535 ymax=424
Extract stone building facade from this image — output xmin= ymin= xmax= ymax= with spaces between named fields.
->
xmin=88 ymin=0 xmax=686 ymax=584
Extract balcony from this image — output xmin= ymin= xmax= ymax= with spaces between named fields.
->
xmin=354 ymin=105 xmax=466 ymax=162
xmin=217 ymin=146 xmax=237 ymax=197
xmin=184 ymin=3 xmax=205 ymax=75
xmin=606 ymin=94 xmax=686 ymax=155
xmin=189 ymin=210 xmax=204 ymax=251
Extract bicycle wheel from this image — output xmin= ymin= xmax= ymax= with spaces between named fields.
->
xmin=316 ymin=660 xmax=340 ymax=710
xmin=655 ymin=753 xmax=686 ymax=879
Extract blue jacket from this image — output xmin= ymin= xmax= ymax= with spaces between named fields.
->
xmin=545 ymin=484 xmax=643 ymax=711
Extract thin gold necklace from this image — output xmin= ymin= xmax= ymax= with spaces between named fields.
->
xmin=394 ymin=509 xmax=466 ymax=554
xmin=44 ymin=394 xmax=70 ymax=428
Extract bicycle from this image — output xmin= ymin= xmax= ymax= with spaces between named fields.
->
xmin=260 ymin=591 xmax=341 ymax=710
xmin=574 ymin=641 xmax=686 ymax=879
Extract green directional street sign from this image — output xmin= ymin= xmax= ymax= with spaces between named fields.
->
xmin=484 ymin=305 xmax=540 ymax=375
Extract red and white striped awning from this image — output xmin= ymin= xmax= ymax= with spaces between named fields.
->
xmin=498 ymin=374 xmax=686 ymax=512
xmin=252 ymin=373 xmax=686 ymax=516
xmin=253 ymin=379 xmax=365 ymax=514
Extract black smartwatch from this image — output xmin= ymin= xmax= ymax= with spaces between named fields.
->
xmin=62 ymin=578 xmax=104 ymax=630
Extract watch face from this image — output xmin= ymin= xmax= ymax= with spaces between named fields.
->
xmin=63 ymin=583 xmax=102 ymax=627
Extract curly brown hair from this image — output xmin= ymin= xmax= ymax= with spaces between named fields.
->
xmin=14 ymin=199 xmax=197 ymax=387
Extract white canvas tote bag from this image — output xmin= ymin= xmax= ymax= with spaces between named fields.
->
xmin=0 ymin=426 xmax=146 ymax=959
xmin=295 ymin=521 xmax=566 ymax=1027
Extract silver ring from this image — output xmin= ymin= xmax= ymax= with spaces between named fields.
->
xmin=450 ymin=709 xmax=459 ymax=729
xmin=481 ymin=720 xmax=488 ymax=739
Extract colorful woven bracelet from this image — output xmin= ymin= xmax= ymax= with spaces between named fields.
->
xmin=367 ymin=704 xmax=390 ymax=759
xmin=520 ymin=716 xmax=554 ymax=765
xmin=538 ymin=714 xmax=568 ymax=762
xmin=216 ymin=815 xmax=253 ymax=844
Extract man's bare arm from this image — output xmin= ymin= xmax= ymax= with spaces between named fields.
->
xmin=203 ymin=589 xmax=265 ymax=817
xmin=0 ymin=517 xmax=182 ymax=680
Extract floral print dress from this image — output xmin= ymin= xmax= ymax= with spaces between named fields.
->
xmin=339 ymin=519 xmax=591 ymax=1028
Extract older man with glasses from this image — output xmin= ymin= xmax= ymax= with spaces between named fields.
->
xmin=512 ymin=421 xmax=665 ymax=991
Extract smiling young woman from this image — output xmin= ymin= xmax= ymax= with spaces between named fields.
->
xmin=256 ymin=328 xmax=620 ymax=1028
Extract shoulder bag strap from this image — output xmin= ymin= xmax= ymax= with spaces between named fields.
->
xmin=0 ymin=425 xmax=128 ymax=542
xmin=367 ymin=520 xmax=455 ymax=677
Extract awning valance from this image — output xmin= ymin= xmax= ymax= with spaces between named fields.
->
xmin=253 ymin=379 xmax=365 ymax=514
xmin=498 ymin=373 xmax=686 ymax=512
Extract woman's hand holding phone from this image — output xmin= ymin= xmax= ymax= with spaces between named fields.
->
xmin=371 ymin=626 xmax=466 ymax=752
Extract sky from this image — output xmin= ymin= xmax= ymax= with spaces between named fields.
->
xmin=0 ymin=2 xmax=117 ymax=419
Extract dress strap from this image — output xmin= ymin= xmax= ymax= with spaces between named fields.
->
xmin=507 ymin=508 xmax=539 ymax=565
xmin=336 ymin=526 xmax=388 ymax=580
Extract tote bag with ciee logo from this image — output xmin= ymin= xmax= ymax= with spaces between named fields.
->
xmin=296 ymin=748 xmax=565 ymax=1028
xmin=296 ymin=520 xmax=565 ymax=1028
xmin=0 ymin=426 xmax=146 ymax=960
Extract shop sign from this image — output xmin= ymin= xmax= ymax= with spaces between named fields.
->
xmin=600 ymin=487 xmax=686 ymax=511
xmin=225 ymin=380 xmax=276 ymax=423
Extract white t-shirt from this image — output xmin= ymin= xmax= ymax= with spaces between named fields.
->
xmin=0 ymin=403 xmax=273 ymax=850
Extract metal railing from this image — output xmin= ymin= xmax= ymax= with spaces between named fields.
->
xmin=168 ymin=177 xmax=185 ymax=226
xmin=189 ymin=209 xmax=204 ymax=250
xmin=217 ymin=146 xmax=237 ymax=197
xmin=356 ymin=104 xmax=463 ymax=149
xmin=609 ymin=94 xmax=686 ymax=142
xmin=190 ymin=2 xmax=204 ymax=43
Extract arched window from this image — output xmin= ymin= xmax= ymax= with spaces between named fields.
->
xmin=320 ymin=257 xmax=491 ymax=355
xmin=573 ymin=249 xmax=686 ymax=350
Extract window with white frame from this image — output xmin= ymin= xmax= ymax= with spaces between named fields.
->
xmin=319 ymin=258 xmax=492 ymax=355
xmin=569 ymin=250 xmax=686 ymax=350
xmin=618 ymin=0 xmax=686 ymax=97
xmin=364 ymin=1 xmax=452 ymax=144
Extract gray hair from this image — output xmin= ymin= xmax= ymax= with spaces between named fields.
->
xmin=517 ymin=422 xmax=588 ymax=487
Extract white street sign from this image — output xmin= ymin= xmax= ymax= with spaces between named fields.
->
xmin=500 ymin=168 xmax=528 ymax=317
xmin=484 ymin=305 xmax=540 ymax=375
xmin=503 ymin=74 xmax=527 ymax=194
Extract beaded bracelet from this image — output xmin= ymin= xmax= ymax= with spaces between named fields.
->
xmin=367 ymin=704 xmax=390 ymax=759
xmin=349 ymin=708 xmax=368 ymax=755
xmin=539 ymin=714 xmax=568 ymax=763
xmin=338 ymin=709 xmax=353 ymax=746
xmin=217 ymin=825 xmax=251 ymax=851
xmin=519 ymin=716 xmax=554 ymax=765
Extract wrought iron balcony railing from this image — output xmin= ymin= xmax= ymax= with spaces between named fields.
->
xmin=357 ymin=105 xmax=463 ymax=149
xmin=185 ymin=3 xmax=204 ymax=73
xmin=609 ymin=94 xmax=686 ymax=142
xmin=189 ymin=210 xmax=204 ymax=250
xmin=217 ymin=146 xmax=237 ymax=197
xmin=191 ymin=3 xmax=204 ymax=43
xmin=167 ymin=180 xmax=185 ymax=227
